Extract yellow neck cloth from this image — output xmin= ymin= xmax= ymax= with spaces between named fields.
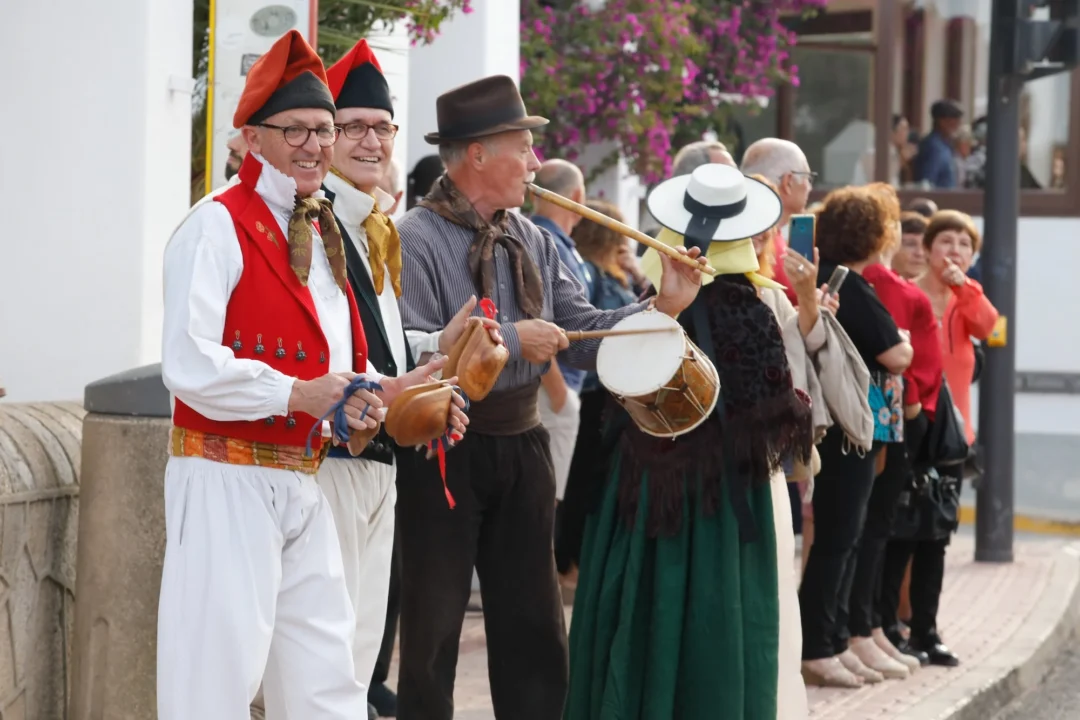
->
xmin=640 ymin=228 xmax=785 ymax=291
xmin=328 ymin=166 xmax=403 ymax=297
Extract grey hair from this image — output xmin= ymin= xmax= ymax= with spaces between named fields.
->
xmin=740 ymin=138 xmax=808 ymax=186
xmin=438 ymin=136 xmax=502 ymax=168
xmin=671 ymin=140 xmax=729 ymax=178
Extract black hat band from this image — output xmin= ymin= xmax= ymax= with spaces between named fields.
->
xmin=681 ymin=192 xmax=747 ymax=251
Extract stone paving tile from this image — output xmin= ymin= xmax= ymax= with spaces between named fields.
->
xmin=804 ymin=534 xmax=1066 ymax=719
xmin=387 ymin=534 xmax=1066 ymax=720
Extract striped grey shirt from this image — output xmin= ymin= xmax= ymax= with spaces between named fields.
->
xmin=397 ymin=207 xmax=648 ymax=392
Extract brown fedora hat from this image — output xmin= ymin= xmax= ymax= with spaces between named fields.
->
xmin=424 ymin=75 xmax=548 ymax=144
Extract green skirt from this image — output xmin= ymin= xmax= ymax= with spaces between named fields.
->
xmin=565 ymin=455 xmax=780 ymax=720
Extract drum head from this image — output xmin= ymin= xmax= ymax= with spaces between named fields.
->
xmin=596 ymin=312 xmax=686 ymax=396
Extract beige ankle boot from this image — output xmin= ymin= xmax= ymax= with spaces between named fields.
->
xmin=850 ymin=636 xmax=909 ymax=679
xmin=801 ymin=657 xmax=864 ymax=688
xmin=838 ymin=648 xmax=884 ymax=683
xmin=872 ymin=627 xmax=920 ymax=673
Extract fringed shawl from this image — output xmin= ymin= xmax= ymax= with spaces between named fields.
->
xmin=611 ymin=275 xmax=814 ymax=539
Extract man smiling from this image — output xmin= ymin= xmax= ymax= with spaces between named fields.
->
xmin=320 ymin=39 xmax=415 ymax=718
xmin=158 ymin=30 xmax=376 ymax=720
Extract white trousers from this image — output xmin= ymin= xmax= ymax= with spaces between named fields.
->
xmin=157 ymin=456 xmax=365 ymax=720
xmin=251 ymin=456 xmax=397 ymax=719
xmin=771 ymin=470 xmax=809 ymax=720
xmin=538 ymin=385 xmax=581 ymax=500
xmin=317 ymin=456 xmax=397 ymax=690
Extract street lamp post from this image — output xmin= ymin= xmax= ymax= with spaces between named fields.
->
xmin=976 ymin=0 xmax=1079 ymax=562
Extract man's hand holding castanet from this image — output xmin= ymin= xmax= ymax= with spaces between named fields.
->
xmin=438 ymin=295 xmax=503 ymax=355
xmin=654 ymin=245 xmax=707 ymax=317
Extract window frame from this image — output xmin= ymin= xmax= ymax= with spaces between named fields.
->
xmin=780 ymin=0 xmax=1080 ymax=217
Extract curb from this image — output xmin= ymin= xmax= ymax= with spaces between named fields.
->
xmin=895 ymin=541 xmax=1080 ymax=720
xmin=958 ymin=505 xmax=1080 ymax=537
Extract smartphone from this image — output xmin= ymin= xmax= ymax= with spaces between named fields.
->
xmin=825 ymin=265 xmax=850 ymax=297
xmin=788 ymin=214 xmax=816 ymax=261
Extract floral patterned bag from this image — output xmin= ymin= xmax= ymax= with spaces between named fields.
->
xmin=868 ymin=371 xmax=904 ymax=444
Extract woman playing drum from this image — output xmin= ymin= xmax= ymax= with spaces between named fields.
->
xmin=565 ymin=164 xmax=814 ymax=720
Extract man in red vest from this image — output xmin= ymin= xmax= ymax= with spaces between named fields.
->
xmin=158 ymin=30 xmax=462 ymax=720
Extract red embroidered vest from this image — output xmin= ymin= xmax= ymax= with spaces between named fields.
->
xmin=172 ymin=155 xmax=369 ymax=451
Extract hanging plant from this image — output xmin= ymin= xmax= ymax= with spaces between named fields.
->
xmin=520 ymin=0 xmax=827 ymax=185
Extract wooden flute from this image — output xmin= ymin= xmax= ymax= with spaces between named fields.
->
xmin=526 ymin=182 xmax=717 ymax=276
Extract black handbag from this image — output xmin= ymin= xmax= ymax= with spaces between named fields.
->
xmin=919 ymin=377 xmax=970 ymax=469
xmin=972 ymin=342 xmax=986 ymax=384
xmin=892 ymin=467 xmax=962 ymax=542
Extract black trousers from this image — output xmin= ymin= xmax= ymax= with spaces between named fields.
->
xmin=370 ymin=513 xmax=400 ymax=687
xmin=396 ymin=428 xmax=568 ymax=720
xmin=555 ymin=388 xmax=609 ymax=574
xmin=880 ymin=536 xmax=948 ymax=638
xmin=845 ymin=441 xmax=909 ymax=638
xmin=879 ymin=458 xmax=956 ymax=639
xmin=799 ymin=427 xmax=880 ymax=659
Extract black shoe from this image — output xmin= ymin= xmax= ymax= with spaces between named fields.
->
xmin=885 ymin=625 xmax=930 ymax=666
xmin=369 ymin=682 xmax=398 ymax=717
xmin=910 ymin=632 xmax=961 ymax=667
xmin=367 ymin=702 xmax=378 ymax=720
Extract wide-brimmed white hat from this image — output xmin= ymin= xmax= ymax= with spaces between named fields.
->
xmin=647 ymin=164 xmax=783 ymax=246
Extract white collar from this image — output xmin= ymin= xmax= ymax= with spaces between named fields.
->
xmin=252 ymin=152 xmax=326 ymax=217
xmin=323 ymin=171 xmax=395 ymax=228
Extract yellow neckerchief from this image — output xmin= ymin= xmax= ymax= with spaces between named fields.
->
xmin=328 ymin=166 xmax=403 ymax=297
xmin=640 ymin=228 xmax=785 ymax=291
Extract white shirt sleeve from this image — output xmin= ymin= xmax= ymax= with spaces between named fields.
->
xmin=405 ymin=329 xmax=442 ymax=360
xmin=364 ymin=359 xmax=385 ymax=387
xmin=161 ymin=202 xmax=296 ymax=421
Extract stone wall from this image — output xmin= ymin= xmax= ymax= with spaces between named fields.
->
xmin=0 ymin=402 xmax=84 ymax=720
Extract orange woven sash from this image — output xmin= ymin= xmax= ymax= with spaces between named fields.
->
xmin=169 ymin=426 xmax=330 ymax=474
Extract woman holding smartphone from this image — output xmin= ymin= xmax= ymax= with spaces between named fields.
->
xmin=798 ymin=186 xmax=913 ymax=688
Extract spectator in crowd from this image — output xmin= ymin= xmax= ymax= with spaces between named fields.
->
xmin=882 ymin=211 xmax=999 ymax=668
xmin=741 ymin=138 xmax=815 ymax=305
xmin=672 ymin=139 xmax=736 ymax=176
xmin=916 ymin=99 xmax=964 ymax=189
xmin=530 ymin=160 xmax=593 ymax=540
xmin=907 ymin=197 xmax=939 ymax=218
xmin=406 ymin=154 xmax=444 ymax=210
xmin=224 ymin=131 xmax=248 ymax=181
xmin=749 ymin=173 xmax=805 ymax=540
xmin=849 ymin=183 xmax=942 ymax=678
xmin=799 ymin=186 xmax=912 ymax=689
xmin=892 ymin=114 xmax=918 ymax=185
xmin=894 ymin=212 xmax=929 ymax=280
xmin=953 ymin=125 xmax=974 ymax=188
xmin=555 ymin=198 xmax=640 ymax=592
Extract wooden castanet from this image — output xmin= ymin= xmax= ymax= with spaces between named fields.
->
xmin=527 ymin=182 xmax=716 ymax=276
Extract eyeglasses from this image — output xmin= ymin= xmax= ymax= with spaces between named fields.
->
xmin=336 ymin=121 xmax=400 ymax=141
xmin=791 ymin=170 xmax=819 ymax=185
xmin=256 ymin=123 xmax=340 ymax=148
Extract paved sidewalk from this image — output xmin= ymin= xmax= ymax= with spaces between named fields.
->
xmin=386 ymin=533 xmax=1080 ymax=719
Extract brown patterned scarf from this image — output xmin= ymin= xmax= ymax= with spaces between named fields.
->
xmin=419 ymin=174 xmax=544 ymax=318
xmin=288 ymin=197 xmax=348 ymax=292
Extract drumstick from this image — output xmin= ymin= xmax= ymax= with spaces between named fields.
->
xmin=527 ymin=182 xmax=717 ymax=276
xmin=564 ymin=327 xmax=681 ymax=341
